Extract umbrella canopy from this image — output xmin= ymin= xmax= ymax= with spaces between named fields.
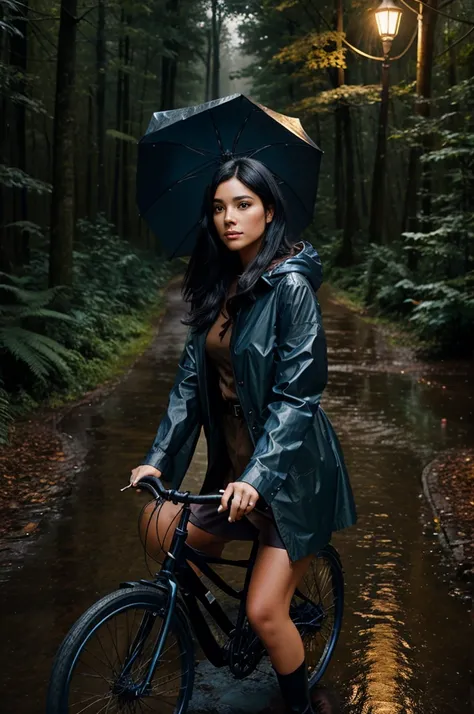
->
xmin=136 ymin=94 xmax=323 ymax=258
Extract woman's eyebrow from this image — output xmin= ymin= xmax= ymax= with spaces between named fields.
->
xmin=213 ymin=195 xmax=253 ymax=203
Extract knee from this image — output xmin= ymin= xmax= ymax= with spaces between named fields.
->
xmin=246 ymin=598 xmax=280 ymax=640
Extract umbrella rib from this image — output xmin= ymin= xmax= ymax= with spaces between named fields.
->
xmin=209 ymin=111 xmax=226 ymax=155
xmin=231 ymin=107 xmax=258 ymax=155
xmin=243 ymin=141 xmax=309 ymax=157
xmin=144 ymin=139 xmax=219 ymax=159
xmin=272 ymin=166 xmax=313 ymax=222
xmin=169 ymin=219 xmax=200 ymax=260
xmin=142 ymin=158 xmax=217 ymax=215
xmin=238 ymin=142 xmax=316 ymax=222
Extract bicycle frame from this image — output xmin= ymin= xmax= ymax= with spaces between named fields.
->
xmin=120 ymin=500 xmax=262 ymax=694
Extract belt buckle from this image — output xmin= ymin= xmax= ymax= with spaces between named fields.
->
xmin=232 ymin=403 xmax=241 ymax=418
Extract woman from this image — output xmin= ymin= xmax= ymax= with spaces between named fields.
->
xmin=130 ymin=157 xmax=356 ymax=714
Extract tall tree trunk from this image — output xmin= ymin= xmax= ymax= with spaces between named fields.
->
xmin=96 ymin=0 xmax=106 ymax=215
xmin=354 ymin=111 xmax=368 ymax=219
xmin=111 ymin=9 xmax=124 ymax=231
xmin=369 ymin=60 xmax=390 ymax=244
xmin=160 ymin=0 xmax=179 ymax=110
xmin=403 ymin=0 xmax=439 ymax=270
xmin=334 ymin=109 xmax=344 ymax=231
xmin=8 ymin=0 xmax=29 ymax=267
xmin=49 ymin=0 xmax=77 ymax=288
xmin=121 ymin=17 xmax=131 ymax=238
xmin=332 ymin=0 xmax=356 ymax=265
xmin=205 ymin=28 xmax=211 ymax=102
xmin=446 ymin=23 xmax=457 ymax=88
xmin=86 ymin=87 xmax=93 ymax=218
xmin=339 ymin=102 xmax=356 ymax=264
xmin=138 ymin=46 xmax=150 ymax=246
xmin=330 ymin=6 xmax=344 ymax=231
xmin=211 ymin=0 xmax=220 ymax=99
xmin=0 ymin=38 xmax=7 ymax=271
xmin=418 ymin=0 xmax=439 ymax=225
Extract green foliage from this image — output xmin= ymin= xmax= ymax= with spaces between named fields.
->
xmin=0 ymin=217 xmax=177 ymax=441
xmin=0 ymin=165 xmax=52 ymax=193
xmin=0 ymin=272 xmax=76 ymax=379
xmin=0 ymin=379 xmax=13 ymax=445
xmin=0 ymin=0 xmax=22 ymax=37
xmin=399 ymin=279 xmax=474 ymax=356
xmin=274 ymin=31 xmax=346 ymax=70
xmin=0 ymin=273 xmax=77 ymax=441
xmin=4 ymin=221 xmax=45 ymax=240
xmin=106 ymin=129 xmax=138 ymax=143
xmin=292 ymin=84 xmax=381 ymax=114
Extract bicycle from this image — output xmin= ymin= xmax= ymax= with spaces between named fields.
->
xmin=47 ymin=476 xmax=344 ymax=713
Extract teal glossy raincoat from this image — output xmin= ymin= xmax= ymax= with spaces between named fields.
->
xmin=142 ymin=241 xmax=357 ymax=561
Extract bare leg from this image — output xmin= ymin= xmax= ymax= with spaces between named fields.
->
xmin=139 ymin=499 xmax=226 ymax=563
xmin=246 ymin=544 xmax=313 ymax=675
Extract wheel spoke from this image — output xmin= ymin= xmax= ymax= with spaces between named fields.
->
xmin=292 ymin=552 xmax=343 ymax=683
xmin=71 ymin=692 xmax=113 ymax=714
xmin=58 ymin=595 xmax=190 ymax=714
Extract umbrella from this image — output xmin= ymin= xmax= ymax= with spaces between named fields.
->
xmin=136 ymin=94 xmax=323 ymax=258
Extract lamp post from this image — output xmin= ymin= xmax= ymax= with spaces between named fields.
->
xmin=369 ymin=0 xmax=403 ymax=245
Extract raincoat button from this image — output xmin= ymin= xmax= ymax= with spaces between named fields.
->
xmin=248 ymin=410 xmax=253 ymax=415
xmin=238 ymin=380 xmax=244 ymax=386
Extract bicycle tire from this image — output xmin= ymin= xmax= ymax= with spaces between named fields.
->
xmin=290 ymin=544 xmax=344 ymax=687
xmin=47 ymin=585 xmax=194 ymax=714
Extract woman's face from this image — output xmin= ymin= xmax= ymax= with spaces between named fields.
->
xmin=212 ymin=177 xmax=273 ymax=264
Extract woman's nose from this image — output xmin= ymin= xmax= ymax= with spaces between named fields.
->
xmin=224 ymin=212 xmax=237 ymax=224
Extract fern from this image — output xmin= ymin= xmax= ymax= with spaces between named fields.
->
xmin=0 ymin=328 xmax=72 ymax=380
xmin=0 ymin=380 xmax=13 ymax=444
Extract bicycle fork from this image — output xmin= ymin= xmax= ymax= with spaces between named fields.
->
xmin=119 ymin=506 xmax=190 ymax=697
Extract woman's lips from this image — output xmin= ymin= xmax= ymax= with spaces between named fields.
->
xmin=225 ymin=232 xmax=243 ymax=239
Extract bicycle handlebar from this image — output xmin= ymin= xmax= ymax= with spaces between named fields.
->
xmin=134 ymin=475 xmax=222 ymax=505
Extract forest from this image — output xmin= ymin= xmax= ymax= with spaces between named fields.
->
xmin=1 ymin=0 xmax=473 ymax=443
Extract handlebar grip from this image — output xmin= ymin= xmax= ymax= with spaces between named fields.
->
xmin=133 ymin=475 xmax=221 ymax=505
xmin=134 ymin=475 xmax=165 ymax=500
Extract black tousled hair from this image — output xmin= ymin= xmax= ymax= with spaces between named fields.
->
xmin=182 ymin=157 xmax=293 ymax=332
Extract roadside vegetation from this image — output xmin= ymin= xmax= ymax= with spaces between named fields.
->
xmin=230 ymin=2 xmax=474 ymax=360
xmin=0 ymin=217 xmax=177 ymax=443
xmin=315 ymin=77 xmax=474 ymax=358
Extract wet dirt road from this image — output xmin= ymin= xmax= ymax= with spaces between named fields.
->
xmin=0 ymin=283 xmax=472 ymax=714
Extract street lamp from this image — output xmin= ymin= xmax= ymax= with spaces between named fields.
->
xmin=375 ymin=0 xmax=403 ymax=58
xmin=368 ymin=0 xmax=403 ymax=246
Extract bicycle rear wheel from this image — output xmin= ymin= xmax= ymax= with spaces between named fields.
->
xmin=47 ymin=585 xmax=194 ymax=714
xmin=290 ymin=544 xmax=344 ymax=687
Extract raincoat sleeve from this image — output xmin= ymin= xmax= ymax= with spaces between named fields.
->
xmin=238 ymin=274 xmax=327 ymax=503
xmin=141 ymin=330 xmax=201 ymax=474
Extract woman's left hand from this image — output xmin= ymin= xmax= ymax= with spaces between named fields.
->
xmin=218 ymin=482 xmax=259 ymax=522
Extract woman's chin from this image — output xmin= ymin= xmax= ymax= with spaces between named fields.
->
xmin=224 ymin=236 xmax=245 ymax=250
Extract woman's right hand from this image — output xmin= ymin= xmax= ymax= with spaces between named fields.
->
xmin=130 ymin=465 xmax=162 ymax=488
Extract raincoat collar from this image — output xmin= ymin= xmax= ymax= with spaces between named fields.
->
xmin=260 ymin=240 xmax=323 ymax=292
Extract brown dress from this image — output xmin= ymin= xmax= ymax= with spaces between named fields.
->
xmin=188 ymin=276 xmax=285 ymax=549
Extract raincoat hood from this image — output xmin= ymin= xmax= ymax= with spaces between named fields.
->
xmin=262 ymin=240 xmax=323 ymax=292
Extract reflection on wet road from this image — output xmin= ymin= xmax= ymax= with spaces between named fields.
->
xmin=0 ymin=283 xmax=472 ymax=713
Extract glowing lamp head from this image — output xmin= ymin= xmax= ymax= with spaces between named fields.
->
xmin=375 ymin=0 xmax=402 ymax=41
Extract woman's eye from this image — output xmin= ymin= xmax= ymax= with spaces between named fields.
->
xmin=214 ymin=205 xmax=223 ymax=213
xmin=239 ymin=202 xmax=250 ymax=209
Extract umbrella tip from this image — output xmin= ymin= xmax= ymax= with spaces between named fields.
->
xmin=221 ymin=150 xmax=234 ymax=163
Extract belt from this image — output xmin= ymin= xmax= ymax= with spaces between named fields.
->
xmin=222 ymin=400 xmax=243 ymax=418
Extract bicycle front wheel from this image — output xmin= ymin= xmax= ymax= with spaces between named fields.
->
xmin=290 ymin=544 xmax=344 ymax=687
xmin=47 ymin=586 xmax=194 ymax=714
